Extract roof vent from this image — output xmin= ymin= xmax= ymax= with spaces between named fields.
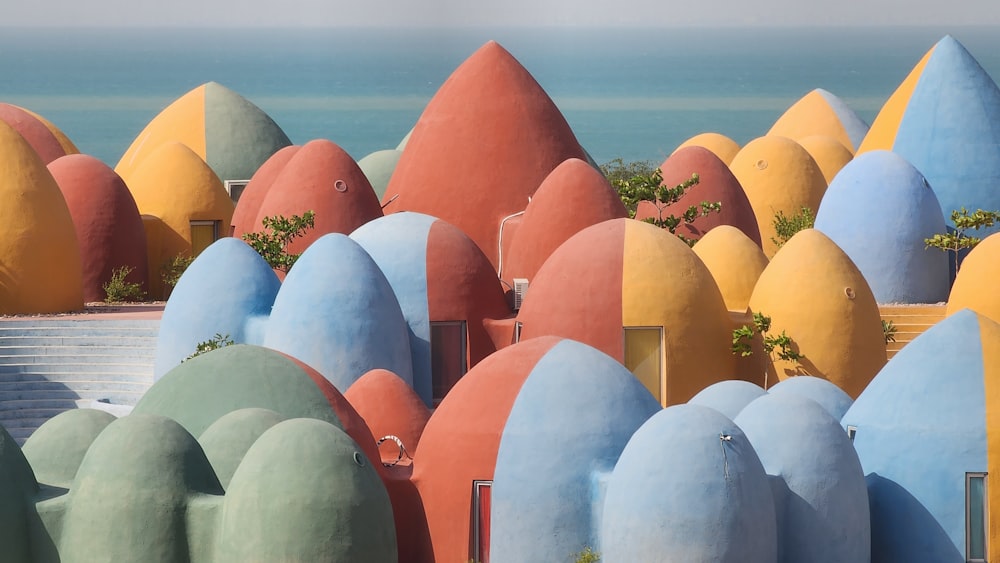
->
xmin=513 ymin=278 xmax=529 ymax=311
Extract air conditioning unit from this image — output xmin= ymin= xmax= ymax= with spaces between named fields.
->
xmin=224 ymin=180 xmax=251 ymax=203
xmin=512 ymin=278 xmax=529 ymax=311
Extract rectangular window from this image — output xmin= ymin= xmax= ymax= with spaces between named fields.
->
xmin=624 ymin=327 xmax=663 ymax=402
xmin=967 ymin=472 xmax=988 ymax=562
xmin=190 ymin=220 xmax=220 ymax=258
xmin=431 ymin=321 xmax=467 ymax=405
xmin=846 ymin=425 xmax=857 ymax=442
xmin=514 ymin=321 xmax=523 ymax=344
xmin=224 ymin=180 xmax=251 ymax=203
xmin=471 ymin=480 xmax=492 ymax=563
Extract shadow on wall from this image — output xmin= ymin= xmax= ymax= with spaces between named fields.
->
xmin=866 ymin=473 xmax=963 ymax=562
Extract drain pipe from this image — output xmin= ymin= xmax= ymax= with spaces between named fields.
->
xmin=497 ymin=208 xmax=526 ymax=279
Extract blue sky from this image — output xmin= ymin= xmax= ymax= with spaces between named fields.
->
xmin=7 ymin=0 xmax=1000 ymax=27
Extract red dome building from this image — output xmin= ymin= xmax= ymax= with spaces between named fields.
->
xmin=382 ymin=41 xmax=588 ymax=269
xmin=48 ymin=155 xmax=149 ymax=303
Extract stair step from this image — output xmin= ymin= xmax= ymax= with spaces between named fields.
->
xmin=0 ymin=336 xmax=156 ymax=347
xmin=0 ymin=399 xmax=82 ymax=412
xmin=0 ymin=380 xmax=148 ymax=393
xmin=0 ymin=388 xmax=145 ymax=402
xmin=0 ymin=410 xmax=67 ymax=425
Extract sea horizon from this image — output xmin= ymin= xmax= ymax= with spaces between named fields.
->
xmin=0 ymin=25 xmax=998 ymax=167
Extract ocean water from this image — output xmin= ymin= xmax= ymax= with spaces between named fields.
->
xmin=0 ymin=26 xmax=999 ymax=168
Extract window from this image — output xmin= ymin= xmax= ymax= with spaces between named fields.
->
xmin=514 ymin=321 xmax=522 ymax=344
xmin=431 ymin=321 xmax=467 ymax=405
xmin=967 ymin=472 xmax=988 ymax=562
xmin=190 ymin=220 xmax=220 ymax=257
xmin=624 ymin=327 xmax=663 ymax=402
xmin=471 ymin=480 xmax=492 ymax=563
xmin=846 ymin=425 xmax=857 ymax=442
xmin=224 ymin=180 xmax=251 ymax=203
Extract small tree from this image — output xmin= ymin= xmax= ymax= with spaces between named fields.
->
xmin=602 ymin=160 xmax=721 ymax=246
xmin=161 ymin=253 xmax=193 ymax=292
xmin=242 ymin=211 xmax=316 ymax=273
xmin=924 ymin=207 xmax=1000 ymax=275
xmin=732 ymin=312 xmax=804 ymax=389
xmin=103 ymin=266 xmax=146 ymax=303
xmin=184 ymin=333 xmax=234 ymax=362
xmin=771 ymin=206 xmax=815 ymax=249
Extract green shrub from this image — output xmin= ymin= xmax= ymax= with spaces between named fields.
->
xmin=882 ymin=319 xmax=897 ymax=344
xmin=161 ymin=253 xmax=193 ymax=290
xmin=771 ymin=206 xmax=815 ymax=249
xmin=184 ymin=333 xmax=234 ymax=362
xmin=242 ymin=211 xmax=316 ymax=272
xmin=103 ymin=266 xmax=146 ymax=303
xmin=924 ymin=207 xmax=1000 ymax=274
xmin=575 ymin=546 xmax=601 ymax=563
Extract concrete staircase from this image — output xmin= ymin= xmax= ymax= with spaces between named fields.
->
xmin=879 ymin=305 xmax=947 ymax=360
xmin=0 ymin=319 xmax=158 ymax=444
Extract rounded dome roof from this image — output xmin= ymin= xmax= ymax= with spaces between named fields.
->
xmin=263 ymin=234 xmax=413 ymax=393
xmin=504 ymin=157 xmax=627 ymax=284
xmin=693 ymin=225 xmax=769 ymax=312
xmin=344 ymin=368 xmax=431 ymax=462
xmin=601 ymin=404 xmax=777 ymax=562
xmin=115 ymin=82 xmax=291 ymax=185
xmin=859 ymin=37 xmax=1000 ymax=233
xmin=0 ymin=121 xmax=82 ymax=314
xmin=768 ymin=88 xmax=869 ymax=153
xmin=59 ymin=414 xmax=222 ymax=561
xmin=490 ymin=339 xmax=661 ymax=562
xmin=358 ymin=148 xmax=402 ymax=200
xmin=217 ymin=418 xmax=396 ymax=562
xmin=735 ymin=392 xmax=870 ymax=562
xmin=48 ymin=153 xmax=148 ymax=304
xmin=381 ymin=41 xmax=587 ymax=268
xmin=154 ymin=237 xmax=280 ymax=379
xmin=412 ymin=336 xmax=561 ymax=562
xmin=729 ymin=135 xmax=827 ymax=257
xmin=0 ymin=103 xmax=75 ymax=164
xmin=815 ymin=150 xmax=948 ymax=304
xmin=688 ymin=379 xmax=767 ymax=419
xmin=230 ymin=144 xmax=301 ymax=237
xmin=351 ymin=212 xmax=509 ymax=405
xmin=675 ymin=132 xmax=741 ymax=164
xmin=748 ymin=229 xmax=886 ymax=397
xmin=796 ymin=134 xmax=854 ymax=184
xmin=135 ymin=344 xmax=347 ymax=437
xmin=647 ymin=146 xmax=761 ymax=245
xmin=198 ymin=407 xmax=286 ymax=490
xmin=947 ymin=232 xmax=1000 ymax=323
xmin=252 ymin=139 xmax=383 ymax=254
xmin=517 ymin=218 xmax=735 ymax=404
xmin=842 ymin=309 xmax=1000 ymax=561
xmin=21 ymin=408 xmax=116 ymax=489
xmin=766 ymin=375 xmax=854 ymax=421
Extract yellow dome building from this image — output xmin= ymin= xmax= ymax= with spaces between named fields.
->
xmin=675 ymin=132 xmax=740 ymax=164
xmin=127 ymin=142 xmax=234 ymax=298
xmin=693 ymin=225 xmax=769 ymax=312
xmin=730 ymin=136 xmax=828 ymax=258
xmin=768 ymin=88 xmax=869 ymax=153
xmin=796 ymin=135 xmax=854 ymax=185
xmin=946 ymin=232 xmax=1000 ymax=324
xmin=747 ymin=229 xmax=886 ymax=397
xmin=0 ymin=121 xmax=83 ymax=314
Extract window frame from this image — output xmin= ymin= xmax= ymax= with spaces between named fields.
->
xmin=966 ymin=471 xmax=989 ymax=563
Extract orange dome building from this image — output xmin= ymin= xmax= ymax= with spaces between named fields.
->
xmin=516 ymin=218 xmax=736 ymax=405
xmin=0 ymin=121 xmax=83 ymax=314
xmin=675 ymin=132 xmax=741 ymax=164
xmin=127 ymin=141 xmax=234 ymax=298
xmin=115 ymin=82 xmax=291 ymax=188
xmin=796 ymin=135 xmax=854 ymax=184
xmin=946 ymin=232 xmax=1000 ymax=324
xmin=730 ymin=136 xmax=828 ymax=257
xmin=693 ymin=225 xmax=769 ymax=312
xmin=48 ymin=154 xmax=149 ymax=303
xmin=767 ymin=88 xmax=869 ymax=153
xmin=747 ymin=229 xmax=886 ymax=397
xmin=382 ymin=41 xmax=588 ymax=268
